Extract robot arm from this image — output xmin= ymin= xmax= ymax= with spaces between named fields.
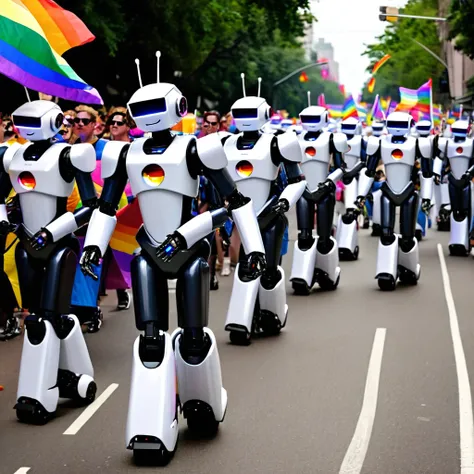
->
xmin=0 ymin=146 xmax=14 ymax=235
xmin=416 ymin=138 xmax=434 ymax=201
xmin=357 ymin=136 xmax=380 ymax=202
xmin=41 ymin=144 xmax=98 ymax=244
xmin=80 ymin=142 xmax=130 ymax=280
xmin=193 ymin=134 xmax=265 ymax=256
xmin=330 ymin=132 xmax=350 ymax=170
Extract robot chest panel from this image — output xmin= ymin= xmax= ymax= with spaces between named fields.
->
xmin=380 ymin=138 xmax=416 ymax=167
xmin=447 ymin=140 xmax=473 ymax=179
xmin=225 ymin=134 xmax=279 ymax=184
xmin=9 ymin=143 xmax=73 ymax=197
xmin=300 ymin=133 xmax=331 ymax=164
xmin=126 ymin=137 xmax=198 ymax=198
xmin=345 ymin=137 xmax=362 ymax=170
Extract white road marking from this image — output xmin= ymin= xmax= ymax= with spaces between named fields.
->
xmin=437 ymin=244 xmax=474 ymax=473
xmin=339 ymin=328 xmax=386 ymax=474
xmin=13 ymin=469 xmax=30 ymax=474
xmin=63 ymin=383 xmax=119 ymax=435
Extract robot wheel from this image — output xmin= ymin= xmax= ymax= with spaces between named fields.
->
xmin=353 ymin=246 xmax=359 ymax=260
xmin=377 ymin=274 xmax=396 ymax=291
xmin=256 ymin=310 xmax=282 ymax=337
xmin=229 ymin=330 xmax=251 ymax=346
xmin=449 ymin=244 xmax=469 ymax=257
xmin=183 ymin=400 xmax=220 ymax=438
xmin=15 ymin=397 xmax=54 ymax=425
xmin=415 ymin=230 xmax=423 ymax=242
xmin=318 ymin=274 xmax=340 ymax=291
xmin=132 ymin=435 xmax=176 ymax=467
xmin=292 ymin=279 xmax=311 ymax=295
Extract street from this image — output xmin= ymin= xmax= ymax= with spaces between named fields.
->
xmin=1 ymin=211 xmax=472 ymax=474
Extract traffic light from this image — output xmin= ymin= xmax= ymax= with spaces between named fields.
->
xmin=379 ymin=6 xmax=399 ymax=22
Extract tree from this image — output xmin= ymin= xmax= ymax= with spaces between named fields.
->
xmin=448 ymin=0 xmax=474 ymax=60
xmin=361 ymin=0 xmax=444 ymax=103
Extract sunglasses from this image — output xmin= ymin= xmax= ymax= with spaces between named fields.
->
xmin=74 ymin=117 xmax=93 ymax=125
xmin=205 ymin=120 xmax=218 ymax=126
xmin=110 ymin=120 xmax=126 ymax=127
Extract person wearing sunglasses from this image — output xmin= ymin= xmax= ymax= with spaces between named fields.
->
xmin=198 ymin=110 xmax=221 ymax=138
xmin=108 ymin=107 xmax=135 ymax=143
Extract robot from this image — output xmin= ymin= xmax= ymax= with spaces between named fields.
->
xmin=224 ymin=75 xmax=307 ymax=345
xmin=356 ymin=112 xmax=433 ymax=290
xmin=79 ymin=55 xmax=266 ymax=465
xmin=289 ymin=94 xmax=349 ymax=295
xmin=336 ymin=117 xmax=367 ymax=260
xmin=433 ymin=120 xmax=474 ymax=255
xmin=0 ymin=100 xmax=97 ymax=424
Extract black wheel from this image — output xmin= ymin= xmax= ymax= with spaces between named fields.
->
xmin=16 ymin=398 xmax=53 ymax=425
xmin=184 ymin=401 xmax=219 ymax=438
xmin=363 ymin=218 xmax=370 ymax=229
xmin=353 ymin=246 xmax=359 ymax=261
xmin=399 ymin=267 xmax=419 ymax=286
xmin=378 ymin=275 xmax=396 ymax=291
xmin=77 ymin=381 xmax=97 ymax=406
xmin=257 ymin=310 xmax=282 ymax=336
xmin=292 ymin=279 xmax=310 ymax=295
xmin=133 ymin=446 xmax=174 ymax=467
xmin=229 ymin=330 xmax=251 ymax=346
xmin=318 ymin=274 xmax=340 ymax=291
xmin=415 ymin=229 xmax=423 ymax=242
xmin=449 ymin=244 xmax=468 ymax=257
xmin=371 ymin=224 xmax=382 ymax=237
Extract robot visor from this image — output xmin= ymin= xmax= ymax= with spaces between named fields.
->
xmin=270 ymin=118 xmax=281 ymax=125
xmin=417 ymin=125 xmax=430 ymax=132
xmin=452 ymin=128 xmax=467 ymax=135
xmin=386 ymin=120 xmax=408 ymax=130
xmin=12 ymin=115 xmax=41 ymax=128
xmin=300 ymin=115 xmax=321 ymax=124
xmin=232 ymin=108 xmax=258 ymax=119
xmin=129 ymin=98 xmax=167 ymax=117
xmin=341 ymin=124 xmax=357 ymax=132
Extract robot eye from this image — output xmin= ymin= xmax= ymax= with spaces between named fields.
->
xmin=176 ymin=97 xmax=188 ymax=117
xmin=13 ymin=115 xmax=41 ymax=128
xmin=55 ymin=113 xmax=64 ymax=130
xmin=129 ymin=98 xmax=167 ymax=117
xmin=300 ymin=115 xmax=321 ymax=124
xmin=233 ymin=108 xmax=258 ymax=119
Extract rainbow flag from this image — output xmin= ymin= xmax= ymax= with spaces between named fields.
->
xmin=371 ymin=54 xmax=391 ymax=75
xmin=327 ymin=104 xmax=343 ymax=118
xmin=367 ymin=95 xmax=385 ymax=124
xmin=413 ymin=79 xmax=432 ymax=120
xmin=342 ymin=94 xmax=358 ymax=120
xmin=0 ymin=0 xmax=103 ymax=104
xmin=318 ymin=93 xmax=326 ymax=107
xmin=396 ymin=87 xmax=418 ymax=112
xmin=368 ymin=76 xmax=376 ymax=93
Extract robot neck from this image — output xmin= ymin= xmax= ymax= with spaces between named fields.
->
xmin=454 ymin=136 xmax=466 ymax=143
xmin=391 ymin=135 xmax=407 ymax=144
xmin=32 ymin=139 xmax=54 ymax=153
xmin=242 ymin=131 xmax=261 ymax=140
xmin=151 ymin=130 xmax=175 ymax=146
xmin=305 ymin=131 xmax=321 ymax=140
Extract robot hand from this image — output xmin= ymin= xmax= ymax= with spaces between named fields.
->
xmin=242 ymin=252 xmax=266 ymax=279
xmin=156 ymin=232 xmax=186 ymax=263
xmin=218 ymin=226 xmax=231 ymax=250
xmin=354 ymin=196 xmax=366 ymax=211
xmin=434 ymin=174 xmax=441 ymax=185
xmin=312 ymin=179 xmax=336 ymax=203
xmin=30 ymin=228 xmax=53 ymax=250
xmin=0 ymin=220 xmax=15 ymax=237
xmin=80 ymin=245 xmax=102 ymax=281
xmin=461 ymin=171 xmax=474 ymax=188
xmin=272 ymin=198 xmax=290 ymax=215
xmin=421 ymin=199 xmax=432 ymax=215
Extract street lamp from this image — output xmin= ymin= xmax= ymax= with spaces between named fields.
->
xmin=379 ymin=6 xmax=446 ymax=22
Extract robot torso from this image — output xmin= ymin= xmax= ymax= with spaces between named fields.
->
xmin=345 ymin=135 xmax=363 ymax=171
xmin=446 ymin=138 xmax=473 ymax=180
xmin=224 ymin=133 xmax=279 ymax=213
xmin=126 ymin=135 xmax=199 ymax=243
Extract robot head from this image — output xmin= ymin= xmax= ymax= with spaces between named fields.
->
xmin=340 ymin=117 xmax=362 ymax=137
xmin=127 ymin=53 xmax=188 ymax=133
xmin=415 ymin=120 xmax=432 ymax=137
xmin=386 ymin=111 xmax=414 ymax=137
xmin=231 ymin=74 xmax=271 ymax=132
xmin=280 ymin=119 xmax=293 ymax=131
xmin=371 ymin=122 xmax=384 ymax=137
xmin=299 ymin=106 xmax=329 ymax=132
xmin=451 ymin=120 xmax=470 ymax=139
xmin=12 ymin=100 xmax=63 ymax=141
xmin=269 ymin=114 xmax=282 ymax=131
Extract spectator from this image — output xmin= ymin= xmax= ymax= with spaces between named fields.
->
xmin=108 ymin=107 xmax=135 ymax=142
xmin=198 ymin=111 xmax=220 ymax=138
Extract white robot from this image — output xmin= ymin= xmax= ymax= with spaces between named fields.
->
xmin=369 ymin=121 xmax=385 ymax=236
xmin=336 ymin=117 xmax=367 ymax=260
xmin=224 ymin=75 xmax=307 ymax=345
xmin=289 ymin=94 xmax=349 ymax=294
xmin=0 ymin=100 xmax=97 ymax=424
xmin=356 ymin=112 xmax=433 ymax=290
xmin=79 ymin=55 xmax=266 ymax=465
xmin=433 ymin=120 xmax=474 ymax=255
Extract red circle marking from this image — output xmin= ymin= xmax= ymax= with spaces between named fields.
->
xmin=456 ymin=147 xmax=463 ymax=154
xmin=391 ymin=149 xmax=403 ymax=160
xmin=236 ymin=160 xmax=253 ymax=177
xmin=305 ymin=146 xmax=316 ymax=157
xmin=18 ymin=171 xmax=36 ymax=190
xmin=142 ymin=164 xmax=165 ymax=186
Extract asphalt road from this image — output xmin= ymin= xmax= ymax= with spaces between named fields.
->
xmin=1 ymin=211 xmax=474 ymax=474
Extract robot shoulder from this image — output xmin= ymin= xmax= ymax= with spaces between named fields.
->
xmin=331 ymin=132 xmax=350 ymax=153
xmin=70 ymin=142 xmax=97 ymax=173
xmin=365 ymin=136 xmax=380 ymax=156
xmin=101 ymin=141 xmax=131 ymax=179
xmin=276 ymin=130 xmax=302 ymax=163
xmin=416 ymin=137 xmax=432 ymax=159
xmin=0 ymin=141 xmax=22 ymax=173
xmin=196 ymin=133 xmax=228 ymax=170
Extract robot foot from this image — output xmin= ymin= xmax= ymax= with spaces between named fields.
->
xmin=228 ymin=327 xmax=252 ymax=346
xmin=15 ymin=397 xmax=55 ymax=425
xmin=292 ymin=278 xmax=311 ymax=295
xmin=377 ymin=273 xmax=396 ymax=292
xmin=131 ymin=435 xmax=177 ymax=467
xmin=315 ymin=268 xmax=340 ymax=291
xmin=339 ymin=246 xmax=359 ymax=261
xmin=255 ymin=306 xmax=288 ymax=337
xmin=371 ymin=224 xmax=382 ymax=237
xmin=398 ymin=265 xmax=420 ymax=286
xmin=449 ymin=244 xmax=469 ymax=257
xmin=57 ymin=369 xmax=97 ymax=405
xmin=183 ymin=401 xmax=220 ymax=438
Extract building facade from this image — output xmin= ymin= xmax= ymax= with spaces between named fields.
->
xmin=314 ymin=38 xmax=340 ymax=83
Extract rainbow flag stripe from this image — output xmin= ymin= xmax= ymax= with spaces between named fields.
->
xmin=342 ymin=94 xmax=358 ymax=120
xmin=0 ymin=0 xmax=102 ymax=104
xmin=109 ymin=199 xmax=142 ymax=255
xmin=372 ymin=54 xmax=391 ymax=75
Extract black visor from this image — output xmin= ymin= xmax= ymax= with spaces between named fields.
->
xmin=417 ymin=125 xmax=430 ymax=132
xmin=452 ymin=128 xmax=467 ymax=135
xmin=232 ymin=108 xmax=258 ymax=119
xmin=129 ymin=98 xmax=167 ymax=117
xmin=387 ymin=120 xmax=408 ymax=129
xmin=300 ymin=115 xmax=321 ymax=124
xmin=341 ymin=124 xmax=357 ymax=131
xmin=13 ymin=115 xmax=41 ymax=128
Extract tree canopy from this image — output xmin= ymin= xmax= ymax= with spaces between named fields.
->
xmin=361 ymin=0 xmax=444 ymax=103
xmin=448 ymin=0 xmax=474 ymax=61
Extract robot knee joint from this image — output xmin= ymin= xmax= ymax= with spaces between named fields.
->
xmin=297 ymin=230 xmax=314 ymax=251
xmin=400 ymin=237 xmax=415 ymax=253
xmin=341 ymin=213 xmax=356 ymax=225
xmin=317 ymin=237 xmax=334 ymax=254
xmin=179 ymin=328 xmax=211 ymax=365
xmin=380 ymin=234 xmax=396 ymax=246
xmin=24 ymin=314 xmax=47 ymax=345
xmin=260 ymin=268 xmax=282 ymax=290
xmin=138 ymin=322 xmax=166 ymax=366
xmin=453 ymin=210 xmax=468 ymax=222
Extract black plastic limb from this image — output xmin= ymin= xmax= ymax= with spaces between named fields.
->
xmin=295 ymin=195 xmax=315 ymax=250
xmin=57 ymin=368 xmax=81 ymax=399
xmin=399 ymin=236 xmax=416 ymax=253
xmin=260 ymin=268 xmax=282 ymax=290
xmin=23 ymin=314 xmax=46 ymax=345
xmin=138 ymin=322 xmax=165 ymax=368
xmin=179 ymin=328 xmax=211 ymax=365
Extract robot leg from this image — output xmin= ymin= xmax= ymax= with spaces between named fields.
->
xmin=372 ymin=189 xmax=382 ymax=236
xmin=290 ymin=195 xmax=316 ymax=295
xmin=336 ymin=178 xmax=359 ymax=260
xmin=399 ymin=193 xmax=421 ymax=284
xmin=448 ymin=180 xmax=470 ymax=256
xmin=126 ymin=253 xmax=177 ymax=465
xmin=375 ymin=194 xmax=398 ymax=291
xmin=314 ymin=193 xmax=340 ymax=290
xmin=256 ymin=214 xmax=288 ymax=336
xmin=174 ymin=251 xmax=227 ymax=437
xmin=437 ymin=182 xmax=451 ymax=231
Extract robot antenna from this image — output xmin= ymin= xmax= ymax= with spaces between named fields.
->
xmin=257 ymin=77 xmax=262 ymax=97
xmin=307 ymin=91 xmax=311 ymax=107
xmin=156 ymin=51 xmax=161 ymax=83
xmin=135 ymin=59 xmax=143 ymax=88
xmin=241 ymin=73 xmax=246 ymax=98
xmin=24 ymin=87 xmax=31 ymax=102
